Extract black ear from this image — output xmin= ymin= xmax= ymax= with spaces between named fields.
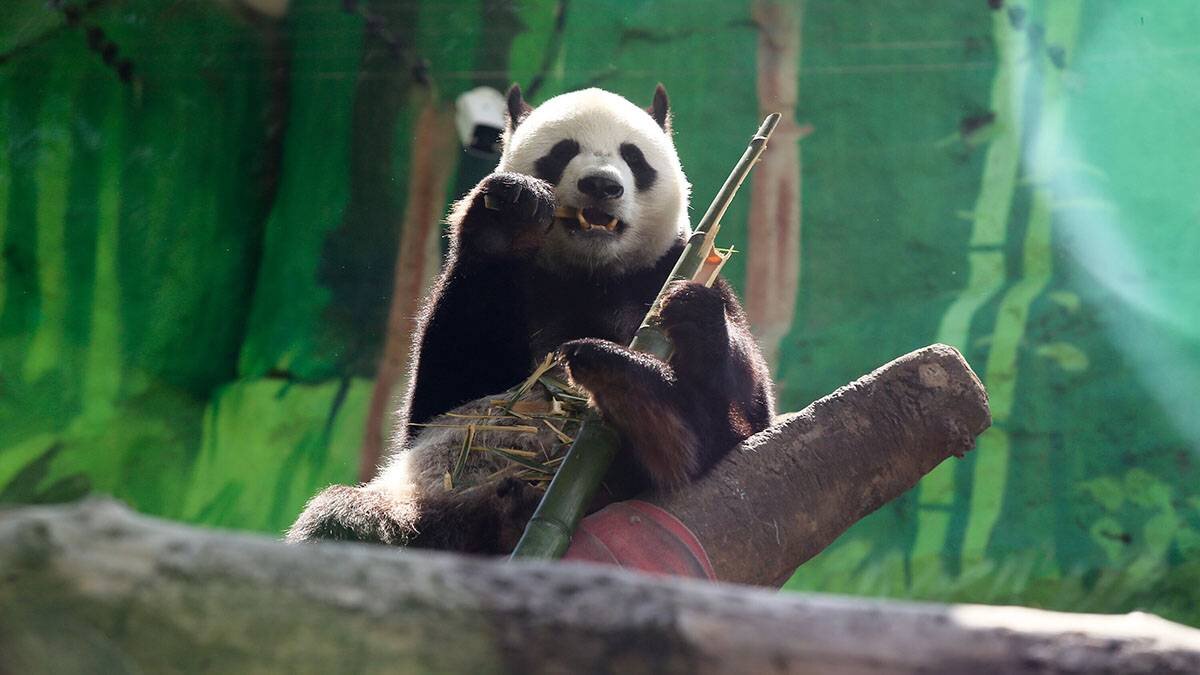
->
xmin=647 ymin=83 xmax=670 ymax=131
xmin=506 ymin=83 xmax=533 ymax=131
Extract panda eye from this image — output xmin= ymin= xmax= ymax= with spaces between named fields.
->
xmin=534 ymin=139 xmax=580 ymax=185
xmin=620 ymin=143 xmax=658 ymax=191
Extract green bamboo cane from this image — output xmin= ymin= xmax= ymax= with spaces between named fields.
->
xmin=510 ymin=112 xmax=782 ymax=560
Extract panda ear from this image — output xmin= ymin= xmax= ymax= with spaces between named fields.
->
xmin=647 ymin=83 xmax=670 ymax=131
xmin=506 ymin=83 xmax=533 ymax=131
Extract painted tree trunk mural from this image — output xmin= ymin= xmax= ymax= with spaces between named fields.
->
xmin=913 ymin=3 xmax=1035 ymax=574
xmin=746 ymin=0 xmax=804 ymax=373
xmin=916 ymin=0 xmax=1084 ymax=575
xmin=960 ymin=1 xmax=1084 ymax=569
xmin=359 ymin=97 xmax=457 ymax=482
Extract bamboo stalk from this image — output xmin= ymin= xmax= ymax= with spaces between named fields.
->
xmin=510 ymin=113 xmax=782 ymax=559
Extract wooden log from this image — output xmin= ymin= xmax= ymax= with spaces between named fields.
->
xmin=650 ymin=342 xmax=991 ymax=586
xmin=1 ymin=499 xmax=1197 ymax=674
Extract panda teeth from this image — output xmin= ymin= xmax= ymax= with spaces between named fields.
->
xmin=564 ymin=206 xmax=618 ymax=233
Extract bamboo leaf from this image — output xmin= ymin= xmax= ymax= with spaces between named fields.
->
xmin=490 ymin=449 xmax=555 ymax=474
xmin=410 ymin=423 xmax=540 ymax=434
xmin=450 ymin=424 xmax=477 ymax=484
xmin=542 ymin=419 xmax=573 ymax=444
xmin=502 ymin=353 xmax=558 ymax=412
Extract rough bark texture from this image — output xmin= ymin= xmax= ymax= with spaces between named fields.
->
xmin=651 ymin=343 xmax=991 ymax=586
xmin=1 ymin=500 xmax=1198 ymax=674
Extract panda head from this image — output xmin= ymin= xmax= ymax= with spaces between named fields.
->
xmin=497 ymin=85 xmax=691 ymax=275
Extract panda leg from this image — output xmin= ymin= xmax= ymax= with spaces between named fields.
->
xmin=286 ymin=478 xmax=541 ymax=554
xmin=558 ymin=338 xmax=700 ymax=488
xmin=286 ymin=484 xmax=419 ymax=546
xmin=406 ymin=478 xmax=543 ymax=553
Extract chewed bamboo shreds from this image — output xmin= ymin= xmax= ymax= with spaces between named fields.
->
xmin=501 ymin=353 xmax=558 ymax=412
xmin=449 ymin=424 xmax=477 ymax=487
xmin=438 ymin=369 xmax=587 ymax=493
xmin=542 ymin=419 xmax=573 ymax=444
xmin=409 ymin=422 xmax=541 ymax=433
xmin=473 ymin=446 xmax=539 ymax=458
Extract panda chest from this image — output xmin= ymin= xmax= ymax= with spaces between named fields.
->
xmin=524 ymin=282 xmax=651 ymax=355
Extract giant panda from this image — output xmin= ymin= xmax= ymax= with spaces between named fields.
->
xmin=288 ymin=85 xmax=775 ymax=554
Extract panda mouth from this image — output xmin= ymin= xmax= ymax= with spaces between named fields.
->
xmin=555 ymin=206 xmax=623 ymax=234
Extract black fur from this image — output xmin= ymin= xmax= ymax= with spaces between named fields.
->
xmin=619 ymin=143 xmax=658 ymax=192
xmin=506 ymin=84 xmax=533 ymax=130
xmin=404 ymin=172 xmax=556 ymax=426
xmin=646 ymin=83 xmax=670 ymax=131
xmin=559 ymin=281 xmax=774 ymax=488
xmin=534 ymin=139 xmax=581 ymax=185
xmin=407 ymin=171 xmax=693 ymax=426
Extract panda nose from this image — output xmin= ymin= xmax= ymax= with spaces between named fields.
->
xmin=577 ymin=174 xmax=624 ymax=200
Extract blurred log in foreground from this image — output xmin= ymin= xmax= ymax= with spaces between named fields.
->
xmin=2 ymin=500 xmax=1198 ymax=674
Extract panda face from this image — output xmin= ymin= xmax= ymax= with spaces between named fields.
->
xmin=497 ymin=88 xmax=691 ymax=275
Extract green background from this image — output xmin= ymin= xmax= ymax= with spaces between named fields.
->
xmin=2 ymin=0 xmax=1198 ymax=627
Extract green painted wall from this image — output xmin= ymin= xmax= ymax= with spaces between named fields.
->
xmin=2 ymin=0 xmax=1198 ymax=627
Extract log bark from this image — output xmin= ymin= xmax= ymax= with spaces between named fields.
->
xmin=2 ymin=500 xmax=1198 ymax=674
xmin=649 ymin=343 xmax=991 ymax=586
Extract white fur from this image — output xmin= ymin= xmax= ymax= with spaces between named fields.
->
xmin=498 ymin=88 xmax=692 ymax=275
xmin=369 ymin=373 xmax=571 ymax=500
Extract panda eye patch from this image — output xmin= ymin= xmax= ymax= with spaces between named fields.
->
xmin=534 ymin=139 xmax=581 ymax=185
xmin=620 ymin=143 xmax=657 ymax=191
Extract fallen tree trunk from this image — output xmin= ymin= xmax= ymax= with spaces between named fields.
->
xmin=652 ymin=342 xmax=991 ymax=586
xmin=566 ymin=343 xmax=990 ymax=586
xmin=2 ymin=500 xmax=1198 ymax=674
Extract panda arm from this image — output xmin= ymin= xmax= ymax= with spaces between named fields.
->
xmin=668 ymin=278 xmax=776 ymax=435
xmin=559 ymin=279 xmax=775 ymax=488
xmin=403 ymin=172 xmax=556 ymax=428
xmin=404 ymin=260 xmax=532 ymax=427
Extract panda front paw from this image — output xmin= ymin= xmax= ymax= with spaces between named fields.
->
xmin=659 ymin=281 xmax=731 ymax=365
xmin=558 ymin=338 xmax=626 ymax=377
xmin=480 ymin=172 xmax=556 ymax=223
xmin=558 ymin=338 xmax=671 ymax=394
xmin=558 ymin=339 xmax=701 ymax=488
xmin=460 ymin=172 xmax=556 ymax=256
